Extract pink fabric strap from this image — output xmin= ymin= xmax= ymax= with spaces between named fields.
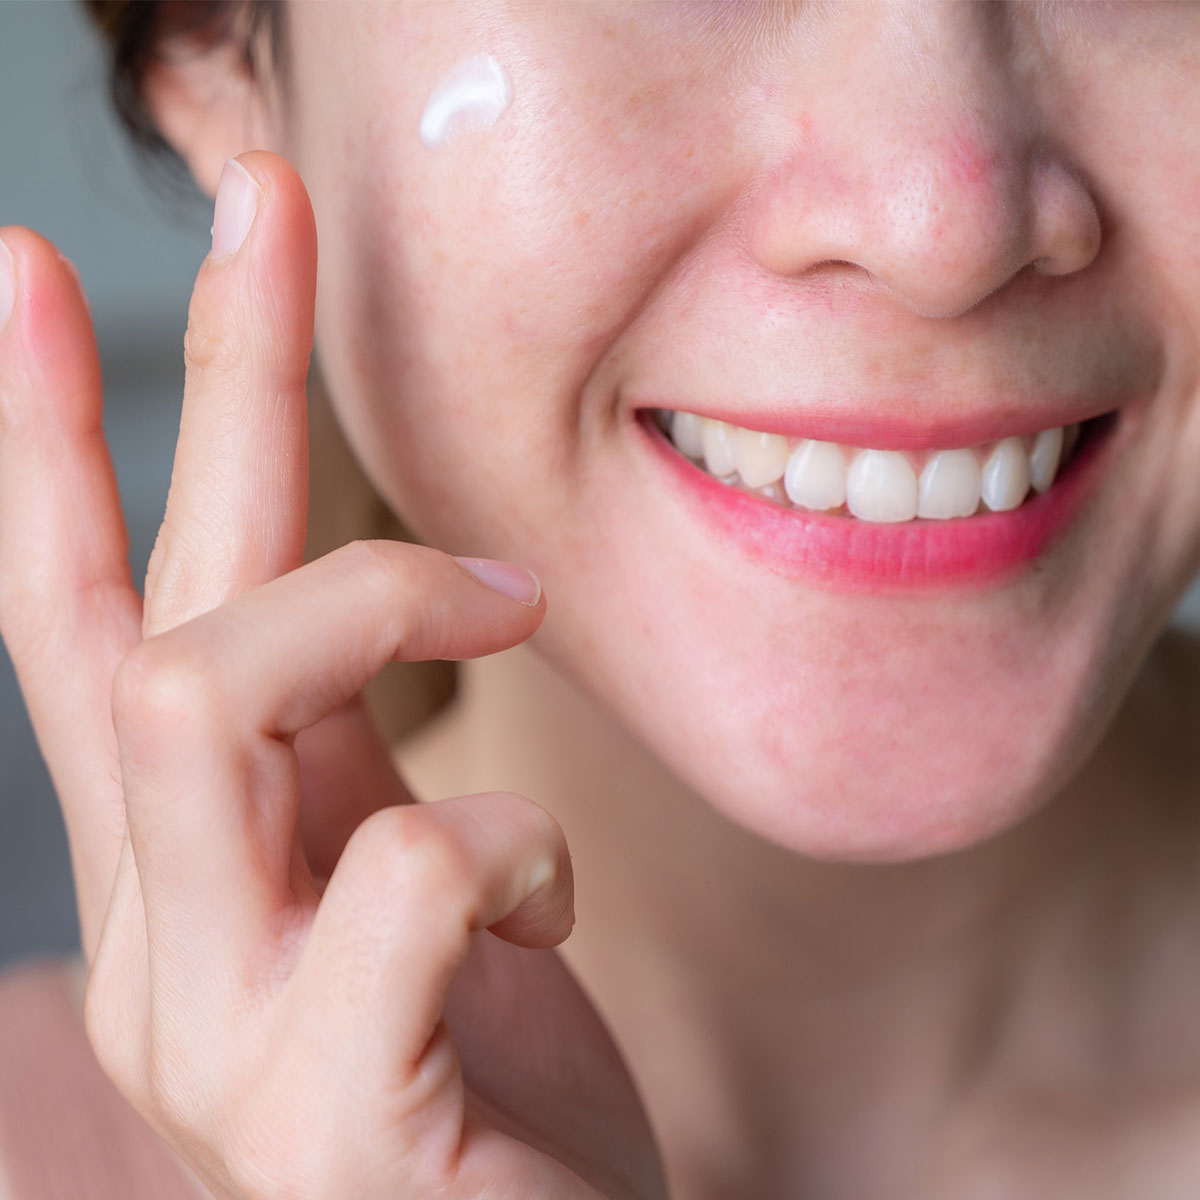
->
xmin=0 ymin=960 xmax=202 ymax=1199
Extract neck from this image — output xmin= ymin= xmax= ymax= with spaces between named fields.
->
xmin=393 ymin=632 xmax=1199 ymax=1194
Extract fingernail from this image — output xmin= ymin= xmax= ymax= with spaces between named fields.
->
xmin=210 ymin=159 xmax=259 ymax=258
xmin=524 ymin=855 xmax=557 ymax=899
xmin=0 ymin=237 xmax=14 ymax=333
xmin=453 ymin=556 xmax=542 ymax=605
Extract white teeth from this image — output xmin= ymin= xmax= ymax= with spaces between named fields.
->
xmin=734 ymin=428 xmax=789 ymax=488
xmin=784 ymin=439 xmax=847 ymax=512
xmin=1029 ymin=426 xmax=1063 ymax=494
xmin=917 ymin=449 xmax=982 ymax=520
xmin=671 ymin=410 xmax=706 ymax=458
xmin=980 ymin=437 xmax=1031 ymax=512
xmin=662 ymin=409 xmax=1085 ymax=523
xmin=702 ymin=419 xmax=738 ymax=478
xmin=846 ymin=450 xmax=918 ymax=523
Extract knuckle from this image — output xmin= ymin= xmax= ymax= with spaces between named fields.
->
xmin=334 ymin=538 xmax=421 ymax=591
xmin=111 ymin=637 xmax=225 ymax=744
xmin=339 ymin=537 xmax=447 ymax=584
xmin=350 ymin=805 xmax=475 ymax=910
xmin=330 ymin=537 xmax=393 ymax=581
xmin=182 ymin=276 xmax=308 ymax=397
xmin=182 ymin=307 xmax=245 ymax=380
xmin=332 ymin=538 xmax=432 ymax=639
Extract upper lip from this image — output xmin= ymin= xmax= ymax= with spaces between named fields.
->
xmin=607 ymin=265 xmax=1159 ymax=451
xmin=636 ymin=399 xmax=1116 ymax=450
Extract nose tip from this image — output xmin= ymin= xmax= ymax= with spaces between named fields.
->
xmin=749 ymin=133 xmax=1102 ymax=320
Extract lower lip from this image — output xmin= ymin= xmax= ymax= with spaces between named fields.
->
xmin=637 ymin=413 xmax=1118 ymax=590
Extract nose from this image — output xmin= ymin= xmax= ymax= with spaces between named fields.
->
xmin=747 ymin=2 xmax=1102 ymax=319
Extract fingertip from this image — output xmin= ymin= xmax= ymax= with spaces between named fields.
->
xmin=200 ymin=151 xmax=317 ymax=268
xmin=0 ymin=227 xmax=38 ymax=343
xmin=188 ymin=151 xmax=316 ymax=383
xmin=453 ymin=556 xmax=543 ymax=606
xmin=56 ymin=252 xmax=90 ymax=316
xmin=488 ymin=887 xmax=576 ymax=950
xmin=488 ymin=842 xmax=576 ymax=950
xmin=224 ymin=150 xmax=317 ymax=260
xmin=209 ymin=158 xmax=262 ymax=260
xmin=0 ymin=227 xmax=99 ymax=413
xmin=0 ymin=225 xmax=70 ymax=281
xmin=0 ymin=227 xmax=90 ymax=320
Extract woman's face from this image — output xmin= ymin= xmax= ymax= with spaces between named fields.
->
xmin=275 ymin=1 xmax=1200 ymax=858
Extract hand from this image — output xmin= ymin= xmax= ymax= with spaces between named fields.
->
xmin=0 ymin=152 xmax=665 ymax=1200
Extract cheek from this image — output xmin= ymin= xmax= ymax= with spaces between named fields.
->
xmin=418 ymin=54 xmax=513 ymax=150
xmin=300 ymin=19 xmax=745 ymax=545
xmin=1055 ymin=52 xmax=1200 ymax=584
xmin=1114 ymin=137 xmax=1200 ymax=592
xmin=291 ymin=3 xmax=1200 ymax=861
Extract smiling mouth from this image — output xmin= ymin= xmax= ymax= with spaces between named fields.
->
xmin=653 ymin=407 xmax=1100 ymax=524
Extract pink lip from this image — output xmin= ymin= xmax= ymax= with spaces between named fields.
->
xmin=638 ymin=411 xmax=1118 ymax=590
xmin=639 ymin=402 xmax=1110 ymax=452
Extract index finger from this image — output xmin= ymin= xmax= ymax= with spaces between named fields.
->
xmin=0 ymin=229 xmax=143 ymax=955
xmin=142 ymin=153 xmax=316 ymax=638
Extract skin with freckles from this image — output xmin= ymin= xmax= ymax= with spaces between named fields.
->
xmin=289 ymin=1 xmax=1196 ymax=860
xmin=291 ymin=3 xmax=1200 ymax=1190
xmin=3 ymin=2 xmax=1200 ymax=1197
xmin=289 ymin=1 xmax=1200 ymax=1190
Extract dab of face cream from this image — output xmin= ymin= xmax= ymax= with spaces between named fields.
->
xmin=419 ymin=54 xmax=513 ymax=149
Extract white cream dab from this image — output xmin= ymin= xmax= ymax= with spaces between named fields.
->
xmin=419 ymin=54 xmax=513 ymax=149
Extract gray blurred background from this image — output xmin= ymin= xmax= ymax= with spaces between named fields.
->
xmin=1 ymin=0 xmax=1198 ymax=970
xmin=1 ymin=0 xmax=208 ymax=967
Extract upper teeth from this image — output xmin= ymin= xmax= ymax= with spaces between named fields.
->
xmin=662 ymin=410 xmax=1081 ymax=523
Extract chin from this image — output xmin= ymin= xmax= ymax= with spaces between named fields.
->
xmin=540 ymin=547 xmax=1143 ymax=864
xmin=663 ymin=709 xmax=1066 ymax=864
